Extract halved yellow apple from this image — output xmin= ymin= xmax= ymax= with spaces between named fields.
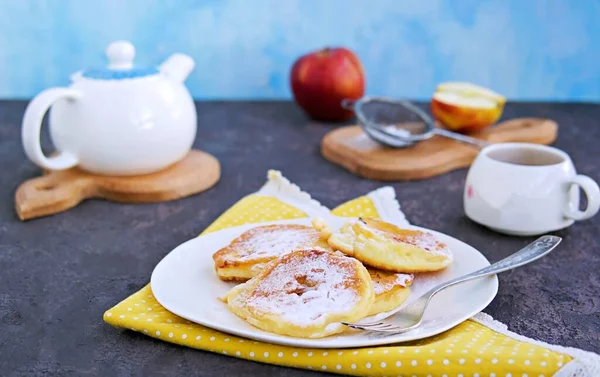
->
xmin=431 ymin=82 xmax=506 ymax=133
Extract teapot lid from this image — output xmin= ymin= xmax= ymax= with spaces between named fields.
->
xmin=80 ymin=41 xmax=158 ymax=80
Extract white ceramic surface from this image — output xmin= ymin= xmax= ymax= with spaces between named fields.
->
xmin=21 ymin=41 xmax=197 ymax=176
xmin=150 ymin=218 xmax=498 ymax=348
xmin=464 ymin=143 xmax=600 ymax=236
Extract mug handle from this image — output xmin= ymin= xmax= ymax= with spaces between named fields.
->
xmin=22 ymin=88 xmax=82 ymax=170
xmin=564 ymin=175 xmax=600 ymax=221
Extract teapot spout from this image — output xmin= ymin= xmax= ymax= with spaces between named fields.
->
xmin=159 ymin=54 xmax=195 ymax=83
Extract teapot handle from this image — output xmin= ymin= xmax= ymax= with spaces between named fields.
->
xmin=22 ymin=88 xmax=82 ymax=170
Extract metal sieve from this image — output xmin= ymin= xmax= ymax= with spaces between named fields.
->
xmin=342 ymin=97 xmax=490 ymax=149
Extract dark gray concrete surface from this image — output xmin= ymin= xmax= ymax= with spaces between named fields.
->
xmin=0 ymin=101 xmax=598 ymax=376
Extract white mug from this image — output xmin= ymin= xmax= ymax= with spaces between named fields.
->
xmin=464 ymin=143 xmax=600 ymax=236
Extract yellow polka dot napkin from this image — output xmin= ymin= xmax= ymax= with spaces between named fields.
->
xmin=104 ymin=170 xmax=600 ymax=376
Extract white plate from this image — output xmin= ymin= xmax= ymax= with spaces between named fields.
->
xmin=151 ymin=218 xmax=498 ymax=348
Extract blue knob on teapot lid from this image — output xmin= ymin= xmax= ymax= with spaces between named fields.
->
xmin=81 ymin=41 xmax=159 ymax=80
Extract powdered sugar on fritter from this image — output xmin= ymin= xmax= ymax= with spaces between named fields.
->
xmin=233 ymin=226 xmax=321 ymax=261
xmin=354 ymin=219 xmax=452 ymax=259
xmin=245 ymin=250 xmax=361 ymax=326
xmin=400 ymin=232 xmax=452 ymax=258
xmin=371 ymin=272 xmax=414 ymax=295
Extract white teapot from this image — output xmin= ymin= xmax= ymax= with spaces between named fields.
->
xmin=22 ymin=40 xmax=197 ymax=176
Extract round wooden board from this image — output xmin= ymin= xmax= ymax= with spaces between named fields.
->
xmin=321 ymin=118 xmax=558 ymax=181
xmin=15 ymin=149 xmax=221 ymax=221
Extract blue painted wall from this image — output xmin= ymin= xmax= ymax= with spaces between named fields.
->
xmin=0 ymin=0 xmax=598 ymax=101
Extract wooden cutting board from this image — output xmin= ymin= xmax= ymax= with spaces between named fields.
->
xmin=321 ymin=118 xmax=558 ymax=181
xmin=15 ymin=149 xmax=220 ymax=221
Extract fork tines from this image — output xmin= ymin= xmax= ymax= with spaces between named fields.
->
xmin=342 ymin=322 xmax=405 ymax=332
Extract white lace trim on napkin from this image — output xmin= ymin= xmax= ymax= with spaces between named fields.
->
xmin=366 ymin=186 xmax=410 ymax=227
xmin=472 ymin=313 xmax=600 ymax=377
xmin=256 ymin=170 xmax=331 ymax=219
xmin=257 ymin=171 xmax=409 ymax=226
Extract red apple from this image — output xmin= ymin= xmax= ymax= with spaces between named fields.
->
xmin=290 ymin=47 xmax=365 ymax=122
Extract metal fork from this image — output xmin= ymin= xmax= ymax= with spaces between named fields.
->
xmin=343 ymin=235 xmax=562 ymax=334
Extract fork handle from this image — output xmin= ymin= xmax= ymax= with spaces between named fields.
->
xmin=429 ymin=235 xmax=561 ymax=295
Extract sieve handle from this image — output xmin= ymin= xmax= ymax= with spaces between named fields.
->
xmin=433 ymin=128 xmax=491 ymax=149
